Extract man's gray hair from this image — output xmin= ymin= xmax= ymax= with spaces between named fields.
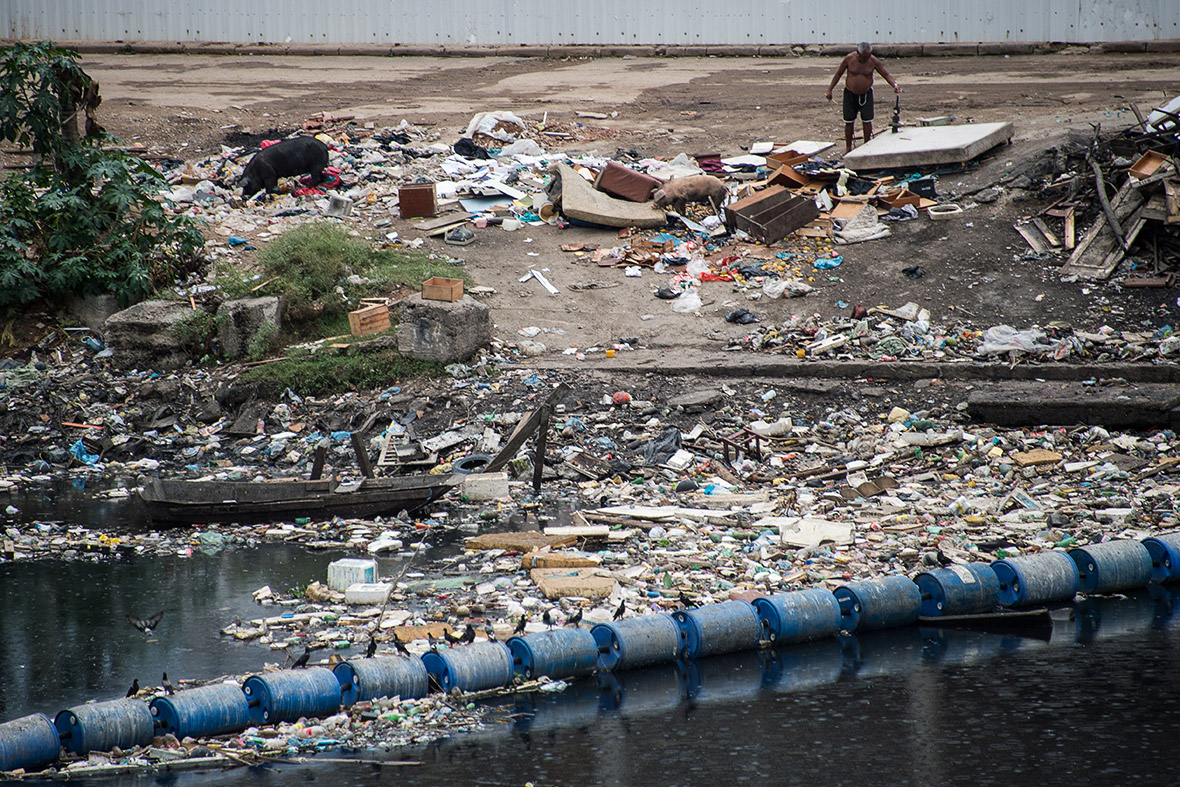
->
xmin=857 ymin=42 xmax=872 ymax=54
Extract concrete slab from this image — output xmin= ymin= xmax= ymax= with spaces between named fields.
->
xmin=842 ymin=122 xmax=1014 ymax=171
xmin=531 ymin=568 xmax=616 ymax=600
xmin=967 ymin=382 xmax=1180 ymax=429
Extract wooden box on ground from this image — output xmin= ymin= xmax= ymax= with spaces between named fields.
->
xmin=421 ymin=276 xmax=464 ymax=302
xmin=399 ymin=183 xmax=438 ymax=219
xmin=1129 ymin=150 xmax=1169 ymax=181
xmin=348 ymin=303 xmax=390 ymax=336
xmin=724 ymin=185 xmax=820 ymax=244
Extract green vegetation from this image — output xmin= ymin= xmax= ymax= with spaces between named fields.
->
xmin=171 ymin=309 xmax=218 ymax=358
xmin=0 ymin=41 xmax=205 ymax=310
xmin=213 ymin=221 xmax=469 ymax=330
xmin=245 ymin=319 xmax=278 ymax=361
xmin=237 ymin=344 xmax=444 ymax=398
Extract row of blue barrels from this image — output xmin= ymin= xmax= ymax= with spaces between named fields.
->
xmin=5 ymin=534 xmax=1179 ymax=772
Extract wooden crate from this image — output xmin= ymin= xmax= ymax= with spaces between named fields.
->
xmin=1129 ymin=150 xmax=1168 ymax=180
xmin=399 ymin=182 xmax=438 ymax=219
xmin=421 ymin=276 xmax=464 ymax=302
xmin=348 ymin=303 xmax=390 ymax=336
xmin=724 ymin=186 xmax=820 ymax=244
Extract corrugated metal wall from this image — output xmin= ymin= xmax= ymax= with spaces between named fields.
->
xmin=4 ymin=0 xmax=1176 ymax=45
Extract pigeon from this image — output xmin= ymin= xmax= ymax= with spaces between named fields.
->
xmin=459 ymin=624 xmax=476 ymax=645
xmin=125 ymin=678 xmax=139 ymax=698
xmin=484 ymin=621 xmax=497 ymax=642
xmin=127 ymin=611 xmax=164 ymax=635
xmin=566 ymin=608 xmax=583 ymax=627
xmin=679 ymin=591 xmax=697 ymax=609
xmin=393 ymin=633 xmax=411 ymax=656
xmin=513 ymin=616 xmax=527 ymax=636
xmin=443 ymin=628 xmax=462 ymax=645
xmin=162 ymin=673 xmax=175 ymax=695
xmin=365 ymin=635 xmax=378 ymax=659
xmin=427 ymin=634 xmax=440 ymax=653
xmin=613 ymin=600 xmax=626 ymax=620
xmin=542 ymin=609 xmax=554 ymax=629
xmin=291 ymin=646 xmax=311 ymax=669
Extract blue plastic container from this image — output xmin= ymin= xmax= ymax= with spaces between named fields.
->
xmin=672 ymin=600 xmax=761 ymax=659
xmin=242 ymin=667 xmax=342 ymax=725
xmin=1069 ymin=540 xmax=1153 ymax=594
xmin=149 ymin=683 xmax=251 ymax=739
xmin=54 ymin=699 xmax=154 ymax=755
xmin=833 ymin=576 xmax=921 ymax=632
xmin=0 ymin=713 xmax=60 ymax=772
xmin=508 ymin=628 xmax=598 ymax=680
xmin=334 ymin=656 xmax=428 ymax=706
xmin=1142 ymin=533 xmax=1180 ymax=584
xmin=753 ymin=589 xmax=842 ymax=644
xmin=992 ymin=551 xmax=1079 ymax=607
xmin=591 ymin=614 xmax=681 ymax=672
xmin=914 ymin=563 xmax=1001 ymax=616
xmin=421 ymin=641 xmax=513 ymax=693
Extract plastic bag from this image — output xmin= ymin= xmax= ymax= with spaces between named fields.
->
xmin=978 ymin=325 xmax=1047 ymax=356
xmin=671 ymin=289 xmax=702 ymax=313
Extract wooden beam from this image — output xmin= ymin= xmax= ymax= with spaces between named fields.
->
xmin=351 ymin=432 xmax=374 ymax=479
xmin=1031 ymin=217 xmax=1061 ymax=248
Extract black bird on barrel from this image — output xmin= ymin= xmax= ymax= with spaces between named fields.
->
xmin=127 ymin=611 xmax=164 ymax=635
xmin=679 ymin=591 xmax=697 ymax=609
xmin=365 ymin=634 xmax=378 ymax=659
xmin=291 ymin=645 xmax=311 ymax=669
xmin=484 ymin=621 xmax=497 ymax=642
xmin=427 ymin=633 xmax=441 ymax=653
xmin=542 ymin=609 xmax=554 ymax=629
xmin=162 ymin=673 xmax=175 ymax=695
xmin=443 ymin=628 xmax=462 ymax=646
xmin=459 ymin=624 xmax=477 ymax=645
xmin=513 ymin=615 xmax=528 ymax=635
xmin=393 ymin=633 xmax=411 ymax=656
xmin=125 ymin=678 xmax=139 ymax=698
xmin=566 ymin=608 xmax=583 ymax=628
xmin=613 ymin=600 xmax=626 ymax=620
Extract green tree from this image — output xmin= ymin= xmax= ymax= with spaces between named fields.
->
xmin=0 ymin=41 xmax=205 ymax=310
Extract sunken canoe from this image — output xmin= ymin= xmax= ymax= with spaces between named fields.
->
xmin=139 ymin=474 xmax=458 ymax=526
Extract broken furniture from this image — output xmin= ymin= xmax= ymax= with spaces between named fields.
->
xmin=723 ymin=185 xmax=820 ymax=244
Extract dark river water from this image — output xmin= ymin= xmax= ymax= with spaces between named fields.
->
xmin=3 ymin=489 xmax=1180 ymax=786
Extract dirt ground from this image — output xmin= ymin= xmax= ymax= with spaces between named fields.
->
xmin=70 ymin=51 xmax=1180 ymax=365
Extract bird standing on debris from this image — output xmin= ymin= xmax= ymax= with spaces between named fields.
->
xmin=125 ymin=679 xmax=139 ymax=698
xmin=613 ymin=600 xmax=626 ymax=620
xmin=484 ymin=621 xmax=497 ymax=642
xmin=127 ymin=611 xmax=164 ymax=635
xmin=427 ymin=634 xmax=441 ymax=653
xmin=542 ymin=609 xmax=554 ymax=629
xmin=393 ymin=632 xmax=410 ymax=656
xmin=291 ymin=645 xmax=311 ymax=669
xmin=460 ymin=623 xmax=477 ymax=645
xmin=513 ymin=616 xmax=528 ymax=636
xmin=567 ymin=608 xmax=583 ymax=628
xmin=162 ymin=673 xmax=175 ymax=695
xmin=365 ymin=634 xmax=378 ymax=659
xmin=443 ymin=628 xmax=462 ymax=645
xmin=679 ymin=591 xmax=697 ymax=609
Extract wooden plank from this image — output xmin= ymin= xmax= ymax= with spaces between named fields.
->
xmin=1063 ymin=206 xmax=1076 ymax=249
xmin=1014 ymin=223 xmax=1047 ymax=254
xmin=1060 ymin=181 xmax=1145 ymax=279
xmin=1031 ymin=217 xmax=1061 ymax=247
xmin=484 ymin=383 xmax=570 ymax=473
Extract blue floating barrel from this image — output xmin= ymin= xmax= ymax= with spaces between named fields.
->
xmin=914 ymin=563 xmax=1000 ymax=616
xmin=1142 ymin=534 xmax=1180 ymax=584
xmin=241 ymin=668 xmax=341 ymax=725
xmin=591 ymin=614 xmax=681 ymax=672
xmin=334 ymin=656 xmax=428 ymax=706
xmin=149 ymin=683 xmax=251 ymax=739
xmin=0 ymin=713 xmax=60 ymax=772
xmin=54 ymin=699 xmax=153 ymax=755
xmin=1069 ymin=540 xmax=1153 ymax=594
xmin=992 ymin=551 xmax=1079 ymax=607
xmin=833 ymin=576 xmax=921 ymax=632
xmin=672 ymin=600 xmax=761 ymax=659
xmin=753 ymin=589 xmax=841 ymax=645
xmin=421 ymin=641 xmax=513 ymax=693
xmin=508 ymin=628 xmax=598 ymax=680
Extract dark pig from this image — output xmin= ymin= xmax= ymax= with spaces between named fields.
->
xmin=239 ymin=136 xmax=330 ymax=198
xmin=651 ymin=175 xmax=729 ymax=214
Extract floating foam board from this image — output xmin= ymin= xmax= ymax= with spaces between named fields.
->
xmin=842 ymin=122 xmax=1014 ymax=170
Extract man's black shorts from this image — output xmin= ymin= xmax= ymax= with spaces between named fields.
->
xmin=843 ymin=88 xmax=874 ymax=123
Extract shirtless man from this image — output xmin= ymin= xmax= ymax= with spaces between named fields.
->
xmin=825 ymin=42 xmax=901 ymax=153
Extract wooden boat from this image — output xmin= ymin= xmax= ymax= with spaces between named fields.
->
xmin=139 ymin=473 xmax=459 ymax=526
xmin=918 ymin=607 xmax=1053 ymax=638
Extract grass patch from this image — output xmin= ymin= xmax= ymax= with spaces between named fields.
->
xmin=238 ymin=345 xmax=445 ymax=398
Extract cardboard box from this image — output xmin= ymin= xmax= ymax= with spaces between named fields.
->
xmin=399 ymin=182 xmax=437 ymax=218
xmin=421 ymin=276 xmax=464 ymax=302
xmin=767 ymin=165 xmax=813 ymax=189
xmin=879 ymin=188 xmax=921 ymax=209
xmin=1129 ymin=150 xmax=1168 ymax=181
xmin=348 ymin=303 xmax=390 ymax=336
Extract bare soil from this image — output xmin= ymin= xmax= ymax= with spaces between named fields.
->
xmin=66 ymin=52 xmax=1180 ymax=365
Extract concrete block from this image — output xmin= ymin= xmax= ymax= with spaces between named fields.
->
xmin=705 ymin=46 xmax=758 ymax=57
xmin=977 ymin=42 xmax=1036 ymax=56
xmin=871 ymin=44 xmax=923 ymax=58
xmin=67 ymin=294 xmax=123 ymax=333
xmin=756 ymin=46 xmax=796 ymax=58
xmin=103 ymin=299 xmax=194 ymax=370
xmin=669 ymin=46 xmax=709 ymax=57
xmin=923 ymin=43 xmax=980 ymax=57
xmin=396 ymin=294 xmax=491 ymax=363
xmin=1146 ymin=41 xmax=1180 ymax=54
xmin=1099 ymin=41 xmax=1148 ymax=53
xmin=466 ymin=532 xmax=576 ymax=551
xmin=216 ymin=296 xmax=282 ymax=359
xmin=344 ymin=582 xmax=392 ymax=605
xmin=328 ymin=558 xmax=378 ymax=591
xmin=460 ymin=472 xmax=510 ymax=501
xmin=531 ymin=568 xmax=616 ymax=600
